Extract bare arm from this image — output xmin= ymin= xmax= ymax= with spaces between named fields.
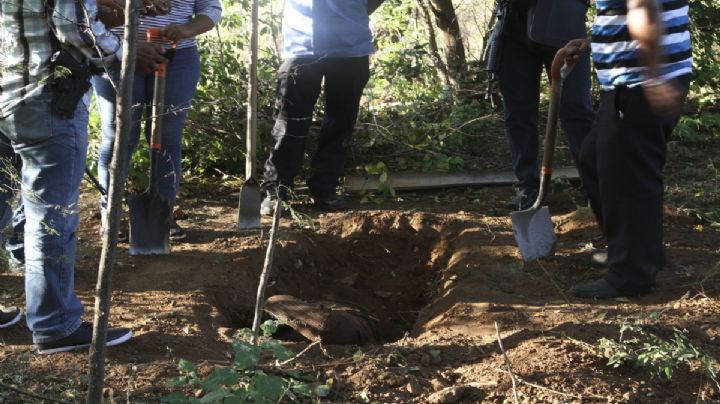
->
xmin=626 ymin=0 xmax=663 ymax=79
xmin=162 ymin=15 xmax=216 ymax=41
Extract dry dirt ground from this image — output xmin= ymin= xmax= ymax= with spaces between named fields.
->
xmin=0 ymin=180 xmax=719 ymax=403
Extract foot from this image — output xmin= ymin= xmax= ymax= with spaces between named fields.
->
xmin=260 ymin=194 xmax=279 ymax=217
xmin=169 ymin=220 xmax=187 ymax=240
xmin=569 ymin=278 xmax=627 ymax=299
xmin=507 ymin=189 xmax=539 ymax=211
xmin=313 ymin=193 xmax=348 ymax=212
xmin=36 ymin=322 xmax=132 ymax=354
xmin=0 ymin=307 xmax=22 ymax=329
xmin=589 ymin=249 xmax=608 ymax=268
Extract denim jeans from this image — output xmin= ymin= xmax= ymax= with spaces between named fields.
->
xmin=92 ymin=46 xmax=200 ymax=212
xmin=497 ymin=36 xmax=595 ymax=193
xmin=0 ymin=92 xmax=87 ymax=343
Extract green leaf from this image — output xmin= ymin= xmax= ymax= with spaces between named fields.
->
xmin=250 ymin=373 xmax=285 ymax=401
xmin=199 ymin=388 xmax=231 ymax=403
xmin=315 ymin=384 xmax=331 ymax=397
xmin=261 ymin=340 xmax=296 ymax=361
xmin=178 ymin=359 xmax=196 ymax=374
xmin=202 ymin=368 xmax=241 ymax=390
xmin=290 ymin=380 xmax=312 ymax=397
xmin=260 ymin=320 xmax=279 ymax=337
xmin=161 ymin=391 xmax=190 ymax=404
xmin=232 ymin=341 xmax=260 ymax=370
xmin=165 ymin=376 xmax=189 ymax=388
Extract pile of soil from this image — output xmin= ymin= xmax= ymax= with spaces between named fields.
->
xmin=0 ymin=183 xmax=718 ymax=403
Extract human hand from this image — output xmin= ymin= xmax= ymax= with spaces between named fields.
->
xmin=560 ymin=38 xmax=591 ymax=71
xmin=162 ymin=24 xmax=195 ymax=42
xmin=141 ymin=0 xmax=171 ymax=16
xmin=135 ymin=42 xmax=169 ymax=73
xmin=642 ymin=79 xmax=686 ymax=117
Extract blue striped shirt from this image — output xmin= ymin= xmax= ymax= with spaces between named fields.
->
xmin=283 ymin=0 xmax=374 ymax=58
xmin=111 ymin=0 xmax=222 ymax=50
xmin=591 ymin=0 xmax=692 ymax=89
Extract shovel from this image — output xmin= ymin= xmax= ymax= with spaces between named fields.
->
xmin=129 ymin=27 xmax=172 ymax=255
xmin=511 ymin=49 xmax=573 ymax=261
xmin=236 ymin=0 xmax=261 ymax=229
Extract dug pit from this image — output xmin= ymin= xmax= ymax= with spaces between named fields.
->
xmin=207 ymin=214 xmax=442 ymax=344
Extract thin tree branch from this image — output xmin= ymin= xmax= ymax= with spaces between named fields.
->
xmin=494 ymin=321 xmax=519 ymax=404
xmin=0 ymin=382 xmax=71 ymax=404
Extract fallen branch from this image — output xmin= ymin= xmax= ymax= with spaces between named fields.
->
xmin=279 ymin=340 xmax=320 ymax=366
xmin=0 ymin=381 xmax=71 ymax=404
xmin=494 ymin=368 xmax=608 ymax=401
xmin=494 ymin=321 xmax=519 ymax=404
xmin=536 ymin=260 xmax=589 ymax=324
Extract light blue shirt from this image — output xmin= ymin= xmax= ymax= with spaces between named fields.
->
xmin=283 ymin=0 xmax=374 ymax=58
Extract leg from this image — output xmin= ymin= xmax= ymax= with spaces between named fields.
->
xmin=92 ymin=71 xmax=146 ymax=215
xmin=156 ymin=47 xmax=200 ymax=206
xmin=497 ymin=37 xmax=544 ymax=195
xmin=307 ymin=56 xmax=370 ymax=196
xmin=557 ymin=52 xmax=595 ymax=166
xmin=262 ymin=58 xmax=324 ymax=192
xmin=600 ymin=78 xmax=690 ymax=293
xmin=0 ymin=93 xmax=87 ymax=342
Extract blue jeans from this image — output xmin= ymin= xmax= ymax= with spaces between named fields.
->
xmin=0 ymin=92 xmax=87 ymax=343
xmin=0 ymin=142 xmax=23 ymax=264
xmin=93 ymin=46 xmax=200 ymax=211
xmin=498 ymin=36 xmax=595 ymax=193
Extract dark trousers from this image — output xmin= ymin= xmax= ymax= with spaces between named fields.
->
xmin=498 ymin=36 xmax=595 ymax=193
xmin=263 ymin=56 xmax=370 ymax=196
xmin=579 ymin=76 xmax=690 ymax=293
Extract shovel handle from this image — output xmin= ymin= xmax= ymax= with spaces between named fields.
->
xmin=245 ymin=0 xmax=259 ymax=181
xmin=534 ymin=49 xmax=572 ymax=209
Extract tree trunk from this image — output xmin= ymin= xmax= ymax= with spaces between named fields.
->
xmin=87 ymin=0 xmax=138 ymax=402
xmin=428 ymin=0 xmax=466 ymax=91
xmin=416 ymin=0 xmax=453 ymax=95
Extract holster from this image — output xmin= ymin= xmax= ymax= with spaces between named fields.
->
xmin=48 ymin=50 xmax=93 ymax=118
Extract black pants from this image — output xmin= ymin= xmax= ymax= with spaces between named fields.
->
xmin=579 ymin=76 xmax=690 ymax=293
xmin=498 ymin=36 xmax=595 ymax=193
xmin=263 ymin=56 xmax=370 ymax=197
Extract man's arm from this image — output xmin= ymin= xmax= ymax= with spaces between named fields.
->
xmin=51 ymin=0 xmax=167 ymax=71
xmin=368 ymin=0 xmax=387 ymax=15
xmin=626 ymin=0 xmax=663 ymax=79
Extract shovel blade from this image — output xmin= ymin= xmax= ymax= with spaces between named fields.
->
xmin=128 ymin=192 xmax=171 ymax=255
xmin=237 ymin=179 xmax=261 ymax=229
xmin=511 ymin=206 xmax=556 ymax=261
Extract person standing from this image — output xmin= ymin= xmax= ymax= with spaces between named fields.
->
xmin=496 ymin=1 xmax=596 ymax=210
xmin=260 ymin=0 xmax=386 ymax=214
xmin=0 ymin=0 xmax=166 ymax=352
xmin=93 ymin=0 xmax=222 ymax=240
xmin=563 ymin=0 xmax=692 ymax=298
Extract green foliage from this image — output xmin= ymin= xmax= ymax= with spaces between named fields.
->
xmin=162 ymin=321 xmax=332 ymax=403
xmin=598 ymin=319 xmax=720 ymax=389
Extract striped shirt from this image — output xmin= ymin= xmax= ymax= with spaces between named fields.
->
xmin=0 ymin=0 xmax=123 ymax=118
xmin=111 ymin=0 xmax=222 ymax=50
xmin=591 ymin=0 xmax=692 ymax=89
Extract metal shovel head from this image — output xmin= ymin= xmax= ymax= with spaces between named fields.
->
xmin=511 ymin=206 xmax=556 ymax=261
xmin=237 ymin=178 xmax=261 ymax=229
xmin=128 ymin=191 xmax=171 ymax=255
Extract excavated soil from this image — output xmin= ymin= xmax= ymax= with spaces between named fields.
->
xmin=0 ymin=183 xmax=719 ymax=403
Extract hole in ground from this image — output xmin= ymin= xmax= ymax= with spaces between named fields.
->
xmin=208 ymin=215 xmax=440 ymax=345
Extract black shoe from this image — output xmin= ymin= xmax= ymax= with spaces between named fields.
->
xmin=169 ymin=221 xmax=187 ymax=240
xmin=0 ymin=307 xmax=22 ymax=329
xmin=569 ymin=278 xmax=628 ymax=299
xmin=36 ymin=322 xmax=132 ymax=354
xmin=589 ymin=249 xmax=608 ymax=268
xmin=507 ymin=189 xmax=539 ymax=211
xmin=313 ymin=194 xmax=348 ymax=212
